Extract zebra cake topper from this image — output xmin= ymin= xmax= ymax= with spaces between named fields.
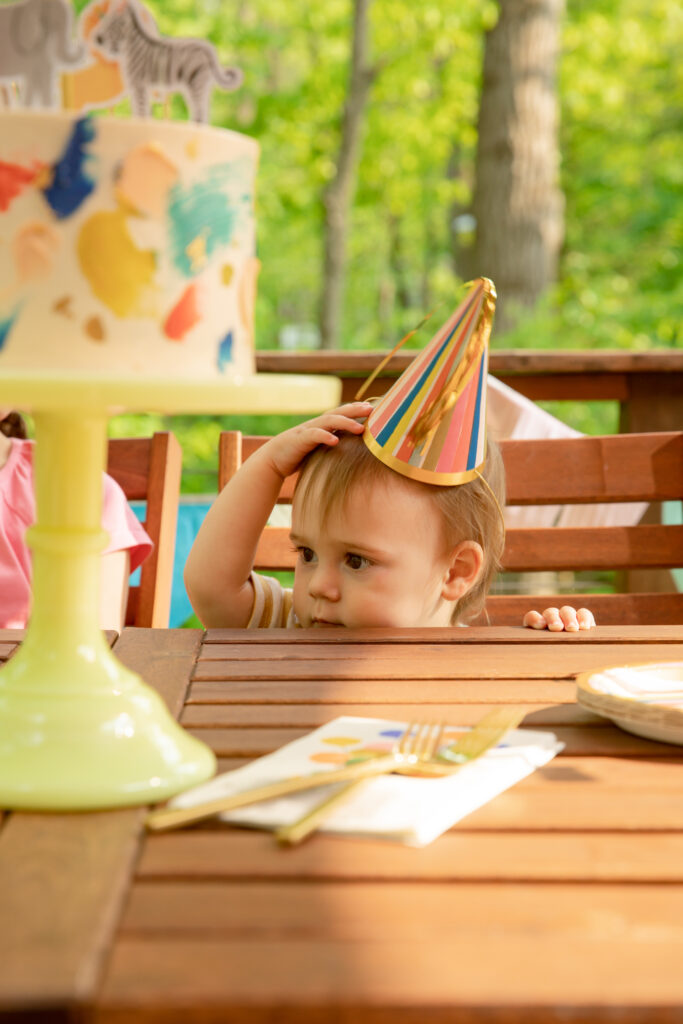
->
xmin=90 ymin=0 xmax=243 ymax=122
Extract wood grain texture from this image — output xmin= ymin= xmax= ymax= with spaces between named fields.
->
xmin=117 ymin=880 xmax=683 ymax=936
xmin=200 ymin=625 xmax=683 ymax=645
xmin=94 ymin=934 xmax=683 ymax=1022
xmin=187 ymin=677 xmax=581 ymax=704
xmin=254 ymin=348 xmax=683 ymax=377
xmin=191 ymin=643 xmax=683 ymax=681
xmin=6 ymin=628 xmax=683 ymax=1023
xmin=184 ymin=724 xmax=682 ymax=758
xmin=180 ymin=700 xmax=601 ymax=728
xmin=136 ymin=829 xmax=683 ymax=883
xmin=0 ymin=628 xmax=200 ymax=1016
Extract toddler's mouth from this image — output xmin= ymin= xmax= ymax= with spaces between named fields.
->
xmin=312 ymin=618 xmax=343 ymax=627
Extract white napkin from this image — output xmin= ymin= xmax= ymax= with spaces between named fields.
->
xmin=169 ymin=716 xmax=563 ymax=846
xmin=587 ymin=662 xmax=683 ymax=709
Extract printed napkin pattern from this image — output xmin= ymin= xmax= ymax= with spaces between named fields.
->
xmin=170 ymin=716 xmax=563 ymax=846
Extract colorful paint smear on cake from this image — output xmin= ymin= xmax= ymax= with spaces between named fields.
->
xmin=42 ymin=117 xmax=96 ymax=219
xmin=164 ymin=282 xmax=201 ymax=340
xmin=0 ymin=161 xmax=44 ymax=213
xmin=185 ymin=231 xmax=209 ymax=273
xmin=84 ymin=316 xmax=106 ymax=341
xmin=0 ymin=306 xmax=21 ymax=352
xmin=115 ymin=142 xmax=179 ymax=219
xmin=239 ymin=256 xmax=260 ymax=345
xmin=53 ymin=295 xmax=75 ymax=318
xmin=77 ymin=208 xmax=156 ymax=318
xmin=217 ymin=330 xmax=233 ymax=371
xmin=168 ymin=166 xmax=238 ymax=277
xmin=12 ymin=222 xmax=61 ymax=281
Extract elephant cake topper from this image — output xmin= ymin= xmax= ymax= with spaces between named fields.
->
xmin=0 ymin=0 xmax=243 ymax=123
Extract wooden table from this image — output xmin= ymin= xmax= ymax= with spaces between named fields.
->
xmin=2 ymin=625 xmax=683 ymax=1022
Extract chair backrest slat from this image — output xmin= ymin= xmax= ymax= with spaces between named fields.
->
xmin=106 ymin=432 xmax=181 ymax=628
xmin=504 ymin=433 xmax=682 ymax=505
xmin=482 ymin=592 xmax=683 ymax=627
xmin=504 ymin=525 xmax=683 ymax=573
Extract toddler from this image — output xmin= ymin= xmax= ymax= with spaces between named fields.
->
xmin=0 ymin=409 xmax=153 ymax=631
xmin=185 ymin=403 xmax=595 ymax=632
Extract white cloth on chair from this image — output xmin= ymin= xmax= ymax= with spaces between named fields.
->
xmin=487 ymin=376 xmax=647 ymax=528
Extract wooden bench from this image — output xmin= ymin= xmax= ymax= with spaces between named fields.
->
xmin=255 ymin=349 xmax=683 ymax=433
xmin=219 ymin=430 xmax=683 ymax=626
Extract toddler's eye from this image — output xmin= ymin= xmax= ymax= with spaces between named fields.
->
xmin=345 ymin=552 xmax=370 ymax=571
xmin=298 ymin=546 xmax=315 ymax=564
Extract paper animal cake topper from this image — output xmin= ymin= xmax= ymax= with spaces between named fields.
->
xmin=0 ymin=0 xmax=243 ymax=122
xmin=0 ymin=0 xmax=85 ymax=108
xmin=363 ymin=278 xmax=496 ymax=486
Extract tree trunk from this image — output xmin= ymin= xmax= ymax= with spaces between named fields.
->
xmin=319 ymin=0 xmax=374 ymax=349
xmin=470 ymin=0 xmax=565 ymax=334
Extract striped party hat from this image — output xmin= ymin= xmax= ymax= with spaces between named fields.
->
xmin=362 ymin=278 xmax=496 ymax=485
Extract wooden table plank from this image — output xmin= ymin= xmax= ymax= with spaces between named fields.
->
xmin=120 ymin=880 xmax=683 ymax=937
xmin=0 ymin=629 xmax=202 ymax=1016
xmin=184 ymin=724 xmax=683 ymax=758
xmin=191 ymin=644 xmax=683 ymax=682
xmin=200 ymin=625 xmax=683 ymax=646
xmin=187 ymin=677 xmax=581 ymax=704
xmin=180 ymin=701 xmax=602 ymax=728
xmin=136 ymin=830 xmax=683 ymax=883
xmin=94 ymin=933 xmax=683 ymax=1022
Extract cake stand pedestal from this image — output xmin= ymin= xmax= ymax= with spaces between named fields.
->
xmin=0 ymin=372 xmax=341 ymax=810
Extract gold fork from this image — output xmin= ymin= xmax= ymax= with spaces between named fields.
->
xmin=274 ymin=720 xmax=447 ymax=845
xmin=275 ymin=707 xmax=526 ymax=846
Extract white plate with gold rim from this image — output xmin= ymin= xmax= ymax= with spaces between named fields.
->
xmin=576 ymin=661 xmax=683 ymax=746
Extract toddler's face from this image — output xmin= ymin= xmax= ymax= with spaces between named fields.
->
xmin=290 ymin=475 xmax=455 ymax=629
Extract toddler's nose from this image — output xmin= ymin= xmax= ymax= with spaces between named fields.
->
xmin=308 ymin=564 xmax=340 ymax=602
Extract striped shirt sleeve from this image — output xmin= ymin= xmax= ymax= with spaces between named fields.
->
xmin=247 ymin=572 xmax=298 ymax=629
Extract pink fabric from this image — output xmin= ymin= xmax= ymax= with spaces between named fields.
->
xmin=0 ymin=438 xmax=153 ymax=628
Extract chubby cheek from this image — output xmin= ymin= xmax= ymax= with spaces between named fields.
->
xmin=292 ymin=569 xmax=312 ymax=625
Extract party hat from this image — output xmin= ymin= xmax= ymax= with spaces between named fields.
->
xmin=363 ymin=277 xmax=496 ymax=485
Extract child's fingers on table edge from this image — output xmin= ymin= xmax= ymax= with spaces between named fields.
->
xmin=523 ymin=609 xmax=547 ymax=629
xmin=558 ymin=605 xmax=580 ymax=631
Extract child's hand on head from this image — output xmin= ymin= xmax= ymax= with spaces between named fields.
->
xmin=523 ymin=606 xmax=596 ymax=632
xmin=263 ymin=402 xmax=373 ymax=479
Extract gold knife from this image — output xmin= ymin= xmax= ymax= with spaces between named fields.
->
xmin=146 ymin=752 xmax=400 ymax=832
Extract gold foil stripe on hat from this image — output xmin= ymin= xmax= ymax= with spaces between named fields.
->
xmin=411 ymin=280 xmax=496 ymax=450
xmin=363 ymin=431 xmax=484 ymax=485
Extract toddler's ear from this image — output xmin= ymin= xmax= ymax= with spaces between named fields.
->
xmin=441 ymin=540 xmax=484 ymax=601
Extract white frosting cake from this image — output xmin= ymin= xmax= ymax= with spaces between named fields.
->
xmin=0 ymin=111 xmax=258 ymax=380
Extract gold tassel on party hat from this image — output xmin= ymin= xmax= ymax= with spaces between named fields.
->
xmin=362 ymin=278 xmax=496 ymax=486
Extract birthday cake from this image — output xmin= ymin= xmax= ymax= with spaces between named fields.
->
xmin=0 ymin=0 xmax=258 ymax=381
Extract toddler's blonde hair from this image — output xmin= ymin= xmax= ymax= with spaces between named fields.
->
xmin=294 ymin=432 xmax=505 ymax=624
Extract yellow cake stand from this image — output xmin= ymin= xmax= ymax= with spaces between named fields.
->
xmin=0 ymin=371 xmax=341 ymax=810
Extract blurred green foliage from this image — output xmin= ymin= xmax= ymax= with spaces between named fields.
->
xmin=98 ymin=0 xmax=680 ymax=487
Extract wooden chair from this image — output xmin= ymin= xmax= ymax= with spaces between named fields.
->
xmin=107 ymin=432 xmax=182 ymax=628
xmin=218 ymin=430 xmax=683 ymax=626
